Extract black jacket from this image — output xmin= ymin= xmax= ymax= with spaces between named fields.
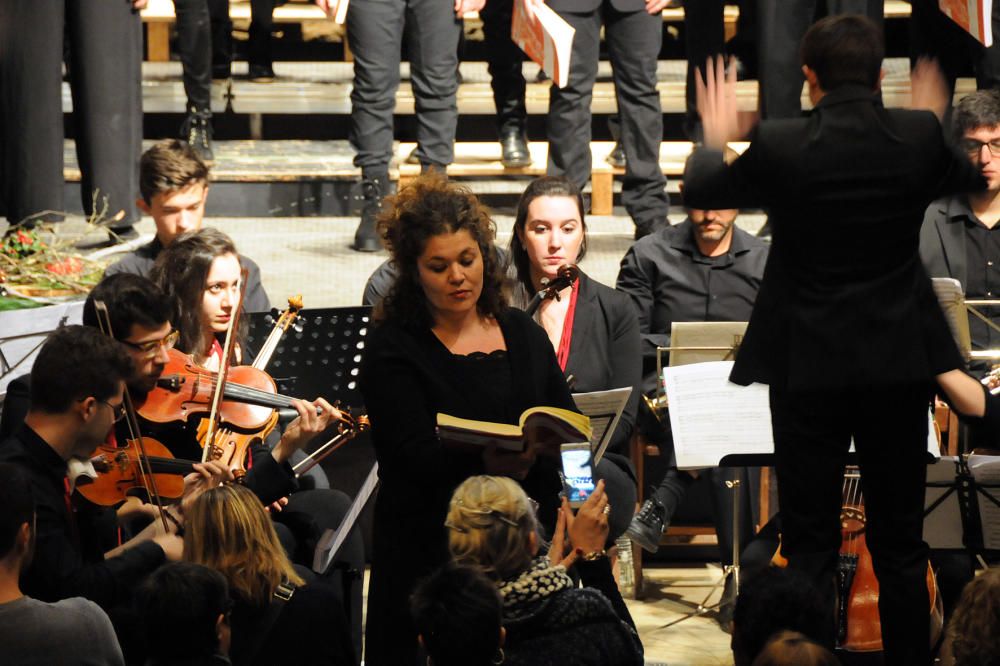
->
xmin=920 ymin=195 xmax=970 ymax=290
xmin=685 ymin=86 xmax=985 ymax=390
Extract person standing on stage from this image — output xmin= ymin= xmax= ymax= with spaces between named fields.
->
xmin=544 ymin=0 xmax=671 ymax=240
xmin=684 ymin=16 xmax=985 ymax=665
xmin=318 ymin=0 xmax=485 ymax=252
xmin=0 ymin=0 xmax=144 ymax=241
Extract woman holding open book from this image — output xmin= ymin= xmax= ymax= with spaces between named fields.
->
xmin=359 ymin=172 xmax=580 ymax=666
xmin=509 ymin=176 xmax=641 ymax=543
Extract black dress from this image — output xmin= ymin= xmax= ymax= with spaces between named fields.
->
xmin=359 ymin=308 xmax=576 ymax=666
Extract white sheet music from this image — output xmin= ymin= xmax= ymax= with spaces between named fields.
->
xmin=571 ymin=387 xmax=632 ymax=464
xmin=313 ymin=462 xmax=379 ymax=574
xmin=663 ymin=361 xmax=774 ymax=469
xmin=0 ymin=302 xmax=84 ymax=396
xmin=968 ymin=454 xmax=1000 ymax=550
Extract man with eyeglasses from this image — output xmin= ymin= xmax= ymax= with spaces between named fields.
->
xmin=921 ymin=89 xmax=1000 ymax=364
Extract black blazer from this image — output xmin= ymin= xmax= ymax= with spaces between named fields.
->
xmin=548 ymin=0 xmax=645 ymax=13
xmin=685 ymin=86 xmax=985 ymax=390
xmin=919 ymin=196 xmax=969 ymax=290
xmin=563 ymin=272 xmax=641 ymax=458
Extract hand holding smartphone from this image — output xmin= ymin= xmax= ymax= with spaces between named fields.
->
xmin=560 ymin=442 xmax=595 ymax=507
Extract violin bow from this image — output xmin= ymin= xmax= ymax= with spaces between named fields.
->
xmin=93 ymin=301 xmax=171 ymax=533
xmin=251 ymin=294 xmax=303 ymax=370
xmin=202 ymin=267 xmax=250 ymax=463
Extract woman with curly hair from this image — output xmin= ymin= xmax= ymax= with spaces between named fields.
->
xmin=942 ymin=568 xmax=1000 ymax=666
xmin=360 ymin=172 xmax=579 ymax=665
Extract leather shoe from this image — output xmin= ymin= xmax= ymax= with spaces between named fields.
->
xmin=500 ymin=130 xmax=531 ymax=168
xmin=606 ymin=141 xmax=626 ymax=169
xmin=353 ymin=176 xmax=390 ymax=252
xmin=248 ymin=64 xmax=276 ymax=82
xmin=181 ymin=108 xmax=214 ymax=162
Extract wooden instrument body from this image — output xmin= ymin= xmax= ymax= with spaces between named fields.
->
xmin=80 ymin=437 xmax=191 ymax=506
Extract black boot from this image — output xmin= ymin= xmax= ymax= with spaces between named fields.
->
xmin=500 ymin=128 xmax=530 ymax=168
xmin=353 ymin=174 xmax=390 ymax=253
xmin=181 ymin=107 xmax=214 ymax=162
xmin=606 ymin=141 xmax=626 ymax=168
xmin=626 ymin=468 xmax=694 ymax=553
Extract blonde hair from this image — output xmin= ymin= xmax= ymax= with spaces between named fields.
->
xmin=446 ymin=476 xmax=537 ymax=581
xmin=183 ymin=484 xmax=304 ymax=607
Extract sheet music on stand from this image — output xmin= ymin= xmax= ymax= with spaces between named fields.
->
xmin=662 ymin=361 xmax=774 ymax=469
xmin=0 ymin=301 xmax=84 ymax=399
xmin=571 ymin=387 xmax=631 ymax=464
xmin=967 ymin=454 xmax=1000 ymax=551
xmin=313 ymin=462 xmax=379 ymax=575
xmin=924 ymin=457 xmax=967 ymax=549
xmin=931 ymin=277 xmax=972 ymax=360
xmin=245 ymin=305 xmax=372 ymax=408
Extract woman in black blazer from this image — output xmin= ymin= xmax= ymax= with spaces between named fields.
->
xmin=509 ymin=176 xmax=641 ymax=542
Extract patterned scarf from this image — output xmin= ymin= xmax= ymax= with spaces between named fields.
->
xmin=498 ymin=556 xmax=575 ymax=621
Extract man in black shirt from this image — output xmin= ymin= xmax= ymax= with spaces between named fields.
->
xmin=921 ymin=89 xmax=1000 ymax=362
xmin=104 ymin=140 xmax=271 ymax=313
xmin=616 ymin=206 xmax=768 ymax=605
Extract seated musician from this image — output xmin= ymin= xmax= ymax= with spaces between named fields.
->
xmin=184 ymin=483 xmax=356 ymax=666
xmin=615 ymin=203 xmax=768 ymax=615
xmin=0 ymin=326 xmax=203 ymax=610
xmin=0 ymin=462 xmax=125 ymax=666
xmin=105 ymin=139 xmax=270 ymax=313
xmin=359 ymin=172 xmax=581 ymax=666
xmin=507 ymin=176 xmax=639 ymax=542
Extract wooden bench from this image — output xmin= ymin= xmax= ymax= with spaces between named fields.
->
xmin=141 ymin=0 xmax=914 ymax=62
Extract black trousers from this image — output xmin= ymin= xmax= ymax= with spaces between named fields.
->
xmin=347 ymin=0 xmax=462 ymax=173
xmin=480 ymin=0 xmax=527 ymax=136
xmin=174 ymin=0 xmax=233 ymax=109
xmin=547 ymin=3 xmax=668 ymax=228
xmin=0 ymin=0 xmax=141 ymax=229
xmin=249 ymin=0 xmax=280 ymax=68
xmin=769 ymin=383 xmax=934 ymax=666
xmin=757 ymin=0 xmax=883 ymax=119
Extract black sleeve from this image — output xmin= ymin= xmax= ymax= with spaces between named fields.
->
xmin=683 ymin=135 xmax=768 ymax=211
xmin=616 ymin=244 xmax=670 ymax=387
xmin=576 ymin=558 xmax=637 ymax=632
xmin=363 ymin=260 xmax=399 ymax=307
xmin=0 ymin=374 xmax=30 ymax=440
xmin=244 ymin=441 xmax=298 ymax=505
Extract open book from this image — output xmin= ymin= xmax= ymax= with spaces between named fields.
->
xmin=511 ymin=0 xmax=575 ymax=87
xmin=437 ymin=407 xmax=591 ymax=454
xmin=939 ymin=0 xmax=993 ymax=46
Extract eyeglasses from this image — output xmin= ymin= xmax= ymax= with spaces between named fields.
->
xmin=100 ymin=400 xmax=126 ymax=423
xmin=121 ymin=329 xmax=179 ymax=358
xmin=961 ymin=138 xmax=1000 ymax=158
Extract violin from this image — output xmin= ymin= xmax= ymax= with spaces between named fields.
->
xmin=524 ymin=264 xmax=580 ymax=317
xmin=78 ymin=438 xmax=195 ymax=507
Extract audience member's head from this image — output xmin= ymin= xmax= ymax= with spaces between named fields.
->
xmin=800 ymin=14 xmax=883 ymax=92
xmin=28 ymin=326 xmax=133 ymax=458
xmin=509 ymin=176 xmax=588 ymax=295
xmin=953 ymin=90 xmax=1000 ymax=193
xmin=138 ymin=139 xmax=210 ymax=246
xmin=150 ymin=227 xmax=245 ymax=358
xmin=446 ymin=475 xmax=539 ymax=581
xmin=945 ymin=568 xmax=1000 ymax=666
xmin=750 ymin=630 xmax=839 ymax=666
xmin=411 ymin=563 xmax=505 ymax=666
xmin=83 ymin=274 xmax=176 ymax=393
xmin=136 ymin=562 xmax=232 ymax=663
xmin=184 ymin=483 xmax=304 ymax=608
xmin=731 ymin=567 xmax=834 ymax=666
xmin=0 ymin=463 xmax=35 ymax=574
xmin=377 ymin=171 xmax=506 ymax=329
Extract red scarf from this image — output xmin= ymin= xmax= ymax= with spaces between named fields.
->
xmin=556 ymin=279 xmax=580 ymax=371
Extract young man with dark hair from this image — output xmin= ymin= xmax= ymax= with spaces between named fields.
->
xmin=410 ymin=563 xmax=505 ymax=666
xmin=105 ymin=139 xmax=270 ymax=313
xmin=137 ymin=562 xmax=232 ymax=665
xmin=0 ymin=462 xmax=125 ymax=666
xmin=685 ymin=14 xmax=985 ymax=665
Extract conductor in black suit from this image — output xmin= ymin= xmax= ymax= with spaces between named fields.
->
xmin=684 ymin=16 xmax=984 ymax=665
xmin=545 ymin=0 xmax=671 ymax=239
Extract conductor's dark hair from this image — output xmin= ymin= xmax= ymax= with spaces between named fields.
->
xmin=377 ymin=171 xmax=506 ymax=329
xmin=800 ymin=14 xmax=884 ymax=92
xmin=410 ymin=563 xmax=503 ymax=666
xmin=150 ymin=227 xmax=245 ymax=356
xmin=29 ymin=325 xmax=134 ymax=414
xmin=137 ymin=562 xmax=231 ymax=660
xmin=0 ymin=463 xmax=35 ymax=559
xmin=732 ymin=567 xmax=834 ymax=666
xmin=83 ymin=273 xmax=171 ymax=341
xmin=509 ymin=176 xmax=588 ymax=296
xmin=140 ymin=138 xmax=210 ymax=205
xmin=952 ymin=89 xmax=1000 ymax=141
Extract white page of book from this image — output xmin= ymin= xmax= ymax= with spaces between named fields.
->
xmin=663 ymin=361 xmax=774 ymax=469
xmin=572 ymin=386 xmax=632 ymax=464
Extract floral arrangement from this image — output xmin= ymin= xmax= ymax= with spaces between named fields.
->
xmin=1 ymin=222 xmax=109 ymax=300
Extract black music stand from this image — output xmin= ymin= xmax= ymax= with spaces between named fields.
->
xmin=245 ymin=305 xmax=372 ymax=409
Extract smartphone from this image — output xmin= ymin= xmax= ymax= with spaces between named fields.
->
xmin=560 ymin=443 xmax=595 ymax=508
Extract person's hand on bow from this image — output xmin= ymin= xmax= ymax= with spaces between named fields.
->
xmin=272 ymin=397 xmax=339 ymax=463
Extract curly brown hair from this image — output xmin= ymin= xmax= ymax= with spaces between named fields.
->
xmin=947 ymin=568 xmax=1000 ymax=666
xmin=376 ymin=172 xmax=506 ymax=329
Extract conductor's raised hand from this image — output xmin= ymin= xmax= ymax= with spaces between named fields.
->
xmin=645 ymin=0 xmax=671 ymax=14
xmin=696 ymin=55 xmax=742 ymax=151
xmin=314 ymin=0 xmax=333 ymax=15
xmin=563 ymin=479 xmax=609 ymax=555
xmin=910 ymin=57 xmax=949 ymax=122
xmin=273 ymin=397 xmax=339 ymax=463
xmin=455 ymin=0 xmax=486 ymax=17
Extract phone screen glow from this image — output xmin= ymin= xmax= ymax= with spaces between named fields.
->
xmin=561 ymin=448 xmax=595 ymax=504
